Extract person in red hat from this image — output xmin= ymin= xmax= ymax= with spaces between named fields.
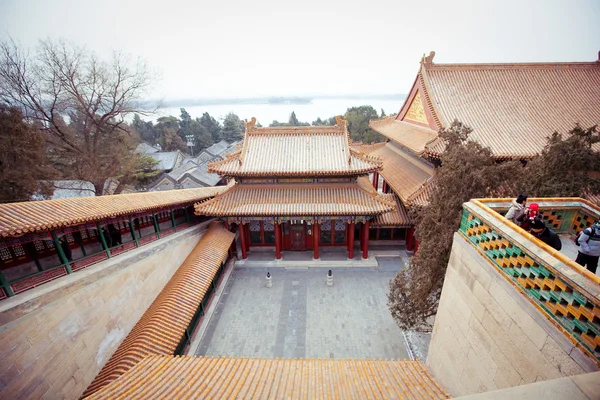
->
xmin=517 ymin=202 xmax=541 ymax=231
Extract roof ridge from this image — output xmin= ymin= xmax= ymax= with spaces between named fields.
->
xmin=427 ymin=61 xmax=600 ymax=70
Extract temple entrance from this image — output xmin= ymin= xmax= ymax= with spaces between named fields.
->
xmin=290 ymin=223 xmax=305 ymax=251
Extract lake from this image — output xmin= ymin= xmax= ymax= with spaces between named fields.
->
xmin=153 ymin=97 xmax=403 ymax=125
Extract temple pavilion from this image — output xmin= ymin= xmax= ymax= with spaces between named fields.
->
xmin=195 ymin=116 xmax=397 ymax=260
xmin=367 ymin=51 xmax=600 ymax=248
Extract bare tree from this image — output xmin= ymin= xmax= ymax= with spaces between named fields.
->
xmin=0 ymin=39 xmax=158 ymax=195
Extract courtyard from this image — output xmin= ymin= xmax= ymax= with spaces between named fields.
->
xmin=193 ymin=257 xmax=411 ymax=360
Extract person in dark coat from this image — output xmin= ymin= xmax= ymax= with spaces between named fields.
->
xmin=530 ymin=219 xmax=562 ymax=251
xmin=102 ymin=227 xmax=113 ymax=248
xmin=108 ymin=224 xmax=122 ymax=245
xmin=517 ymin=203 xmax=541 ymax=231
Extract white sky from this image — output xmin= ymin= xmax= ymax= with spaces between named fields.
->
xmin=1 ymin=0 xmax=599 ymax=100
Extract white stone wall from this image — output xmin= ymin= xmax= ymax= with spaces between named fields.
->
xmin=427 ymin=233 xmax=598 ymax=397
xmin=0 ymin=223 xmax=208 ymax=400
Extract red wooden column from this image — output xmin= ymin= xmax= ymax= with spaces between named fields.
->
xmin=239 ymin=223 xmax=247 ymax=259
xmin=382 ymin=180 xmax=388 ymax=193
xmin=275 ymin=222 xmax=282 ymax=260
xmin=406 ymin=226 xmax=415 ymax=251
xmin=313 ymin=222 xmax=320 ymax=259
xmin=348 ymin=222 xmax=355 ymax=259
xmin=362 ymin=220 xmax=370 ymax=259
xmin=372 ymin=172 xmax=379 ymax=190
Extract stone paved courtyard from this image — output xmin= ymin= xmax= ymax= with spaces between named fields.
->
xmin=195 ymin=257 xmax=410 ymax=359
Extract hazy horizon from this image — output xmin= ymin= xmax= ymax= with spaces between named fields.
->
xmin=1 ymin=0 xmax=599 ymax=101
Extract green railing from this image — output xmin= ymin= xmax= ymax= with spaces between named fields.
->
xmin=0 ymin=206 xmax=204 ymax=300
xmin=459 ymin=198 xmax=600 ymax=363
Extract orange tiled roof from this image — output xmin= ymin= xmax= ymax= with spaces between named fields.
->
xmin=0 ymin=187 xmax=224 ymax=238
xmin=421 ymin=58 xmax=600 ymax=158
xmin=194 ymin=181 xmax=395 ymax=217
xmin=369 ymin=143 xmax=434 ymax=204
xmin=372 ymin=194 xmax=412 ymax=227
xmin=208 ymin=119 xmax=381 ymax=177
xmin=369 ymin=117 xmax=439 ymax=155
xmin=406 ymin=178 xmax=436 ymax=207
xmin=83 ymin=222 xmax=235 ymax=397
xmin=585 ymin=191 xmax=600 ymax=208
xmin=85 ymin=355 xmax=449 ymax=400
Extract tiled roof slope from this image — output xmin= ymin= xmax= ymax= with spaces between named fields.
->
xmin=85 ymin=356 xmax=449 ymax=400
xmin=369 ymin=143 xmax=434 ymax=204
xmin=372 ymin=194 xmax=412 ymax=227
xmin=209 ymin=119 xmax=381 ymax=177
xmin=0 ymin=187 xmax=223 ymax=238
xmin=194 ymin=181 xmax=395 ymax=217
xmin=369 ymin=118 xmax=438 ymax=155
xmin=423 ymin=60 xmax=600 ymax=158
xmin=82 ymin=222 xmax=235 ymax=397
xmin=406 ymin=179 xmax=436 ymax=207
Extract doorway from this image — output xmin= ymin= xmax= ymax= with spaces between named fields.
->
xmin=290 ymin=223 xmax=305 ymax=251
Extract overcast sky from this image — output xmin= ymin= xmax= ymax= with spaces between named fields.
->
xmin=1 ymin=0 xmax=599 ymax=100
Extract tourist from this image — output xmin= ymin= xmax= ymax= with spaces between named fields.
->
xmin=530 ymin=219 xmax=562 ymax=251
xmin=102 ymin=227 xmax=113 ymax=248
xmin=59 ymin=236 xmax=72 ymax=261
xmin=505 ymin=194 xmax=528 ymax=223
xmin=517 ymin=203 xmax=540 ymax=231
xmin=575 ymin=221 xmax=600 ymax=274
xmin=108 ymin=224 xmax=122 ymax=245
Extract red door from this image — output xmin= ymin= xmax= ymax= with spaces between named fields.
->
xmin=290 ymin=224 xmax=305 ymax=250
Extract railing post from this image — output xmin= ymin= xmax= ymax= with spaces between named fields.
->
xmin=171 ymin=208 xmax=176 ymax=228
xmin=0 ymin=270 xmax=14 ymax=297
xmin=51 ymin=230 xmax=73 ymax=274
xmin=152 ymin=212 xmax=161 ymax=239
xmin=184 ymin=207 xmax=190 ymax=223
xmin=129 ymin=216 xmax=139 ymax=247
xmin=96 ymin=222 xmax=111 ymax=258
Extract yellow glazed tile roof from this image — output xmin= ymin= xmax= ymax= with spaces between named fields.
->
xmin=194 ymin=181 xmax=395 ymax=217
xmin=369 ymin=143 xmax=434 ymax=204
xmin=208 ymin=119 xmax=381 ymax=177
xmin=85 ymin=355 xmax=449 ymax=400
xmin=422 ymin=60 xmax=600 ymax=158
xmin=372 ymin=194 xmax=412 ymax=227
xmin=0 ymin=187 xmax=224 ymax=238
xmin=369 ymin=117 xmax=439 ymax=155
xmin=83 ymin=222 xmax=235 ymax=397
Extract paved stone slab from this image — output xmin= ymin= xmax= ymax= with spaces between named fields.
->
xmin=196 ymin=261 xmax=409 ymax=360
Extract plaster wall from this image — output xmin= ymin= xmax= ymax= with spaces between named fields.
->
xmin=427 ymin=233 xmax=598 ymax=397
xmin=0 ymin=222 xmax=209 ymax=400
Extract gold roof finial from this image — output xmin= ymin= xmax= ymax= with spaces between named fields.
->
xmin=244 ymin=117 xmax=257 ymax=130
xmin=421 ymin=51 xmax=436 ymax=67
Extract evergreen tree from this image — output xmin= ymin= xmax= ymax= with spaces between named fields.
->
xmin=0 ymin=104 xmax=55 ymax=202
xmin=222 ymin=113 xmax=243 ymax=141
xmin=388 ymin=120 xmax=522 ymax=331
xmin=198 ymin=112 xmax=223 ymax=142
xmin=289 ymin=111 xmax=300 ymax=126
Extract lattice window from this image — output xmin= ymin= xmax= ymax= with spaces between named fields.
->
xmin=334 ymin=220 xmax=346 ymax=231
xmin=249 ymin=221 xmax=261 ymax=232
xmin=263 ymin=222 xmax=274 ymax=232
xmin=13 ymin=245 xmax=25 ymax=257
xmin=80 ymin=229 xmax=88 ymax=239
xmin=46 ymin=239 xmax=55 ymax=248
xmin=34 ymin=240 xmax=45 ymax=251
xmin=66 ymin=233 xmax=74 ymax=243
xmin=0 ymin=247 xmax=11 ymax=261
xmin=321 ymin=221 xmax=331 ymax=231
